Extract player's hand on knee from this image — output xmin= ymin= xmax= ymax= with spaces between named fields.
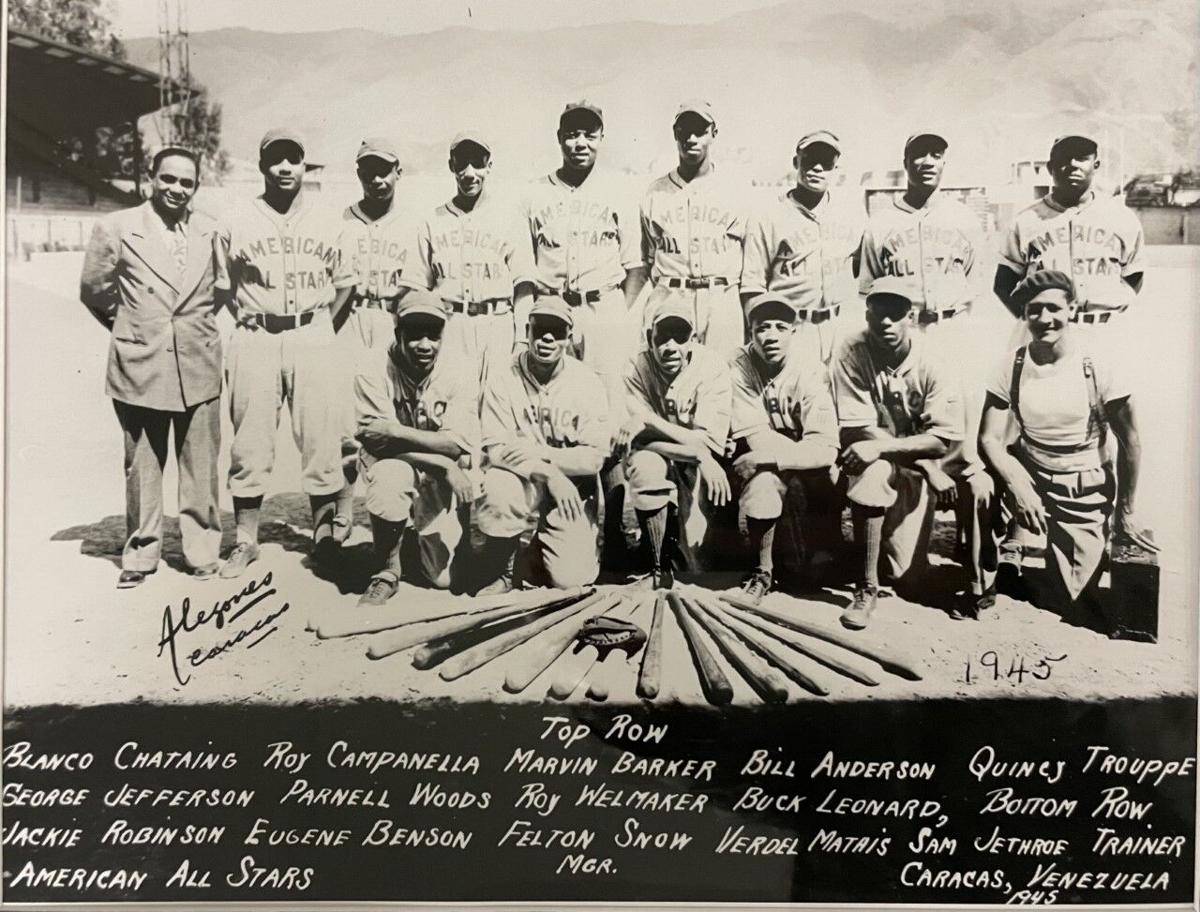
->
xmin=490 ymin=445 xmax=530 ymax=475
xmin=445 ymin=465 xmax=475 ymax=506
xmin=612 ymin=416 xmax=644 ymax=458
xmin=922 ymin=464 xmax=956 ymax=508
xmin=967 ymin=470 xmax=994 ymax=506
xmin=547 ymin=471 xmax=583 ymax=522
xmin=838 ymin=440 xmax=882 ymax=475
xmin=699 ymin=455 xmax=731 ymax=507
xmin=1114 ymin=506 xmax=1159 ymax=552
xmin=1011 ymin=480 xmax=1045 ymax=536
xmin=731 ymin=451 xmax=761 ymax=484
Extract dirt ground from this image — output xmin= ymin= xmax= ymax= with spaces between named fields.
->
xmin=4 ymin=247 xmax=1198 ymax=708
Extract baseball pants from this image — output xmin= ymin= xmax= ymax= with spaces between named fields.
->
xmin=624 ymin=449 xmax=711 ymax=568
xmin=476 ymin=468 xmax=600 ymax=588
xmin=114 ymin=397 xmax=222 ymax=572
xmin=444 ymin=310 xmax=515 ymax=386
xmin=226 ymin=314 xmax=345 ymax=499
xmin=740 ymin=467 xmax=841 ymax=563
xmin=360 ymin=452 xmax=464 ymax=589
xmin=788 ymin=308 xmax=848 ymax=367
xmin=336 ymin=303 xmax=395 ymax=457
xmin=570 ymin=288 xmax=632 ymax=419
xmin=639 ymin=284 xmax=744 ymax=363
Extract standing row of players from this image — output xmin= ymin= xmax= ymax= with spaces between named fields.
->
xmin=81 ymin=100 xmax=1153 ymax=631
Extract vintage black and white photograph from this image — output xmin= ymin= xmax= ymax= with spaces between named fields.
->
xmin=2 ymin=0 xmax=1197 ymax=906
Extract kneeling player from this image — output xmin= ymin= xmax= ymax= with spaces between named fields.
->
xmin=353 ymin=291 xmax=478 ymax=605
xmin=833 ymin=277 xmax=990 ymax=629
xmin=475 ymin=297 xmax=610 ymax=593
xmin=730 ymin=293 xmax=840 ymax=601
xmin=616 ymin=299 xmax=732 ymax=588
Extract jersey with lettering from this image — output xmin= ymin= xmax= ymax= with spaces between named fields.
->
xmin=400 ymin=193 xmax=535 ymax=305
xmin=523 ymin=170 xmax=640 ymax=294
xmin=857 ymin=194 xmax=983 ymax=314
xmin=354 ymin=344 xmax=480 ymax=457
xmin=334 ymin=203 xmax=411 ymax=300
xmin=741 ymin=189 xmax=865 ymax=312
xmin=730 ymin=346 xmax=838 ymax=447
xmin=624 ymin=346 xmax=732 ymax=456
xmin=833 ymin=330 xmax=962 ymax=441
xmin=640 ymin=167 xmax=746 ymax=282
xmin=1000 ymin=192 xmax=1145 ymax=312
xmin=481 ymin=352 xmax=610 ymax=451
xmin=213 ymin=195 xmax=341 ymax=315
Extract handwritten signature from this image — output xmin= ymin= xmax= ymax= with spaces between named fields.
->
xmin=157 ymin=571 xmax=290 ymax=686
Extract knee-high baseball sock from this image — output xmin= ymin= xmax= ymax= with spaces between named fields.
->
xmin=334 ymin=481 xmax=355 ymax=538
xmin=637 ymin=506 xmax=669 ymax=569
xmin=233 ymin=495 xmax=263 ymax=546
xmin=851 ymin=505 xmax=885 ymax=589
xmin=369 ymin=514 xmax=406 ymax=576
xmin=310 ymin=492 xmax=340 ymax=543
xmin=747 ymin=517 xmax=777 ymax=574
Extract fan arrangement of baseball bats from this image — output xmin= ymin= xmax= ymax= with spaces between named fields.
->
xmin=309 ymin=583 xmax=925 ymax=704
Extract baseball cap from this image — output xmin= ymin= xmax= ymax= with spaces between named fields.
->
xmin=1011 ymin=270 xmax=1075 ymax=308
xmin=865 ymin=275 xmax=916 ymax=307
xmin=259 ymin=128 xmax=305 ymax=156
xmin=796 ymin=130 xmax=841 ymax=155
xmin=356 ymin=137 xmax=400 ymax=166
xmin=904 ymin=132 xmax=948 ymax=155
xmin=450 ymin=131 xmax=492 ymax=157
xmin=1049 ymin=134 xmax=1098 ymax=161
xmin=150 ymin=144 xmax=200 ymax=173
xmin=744 ymin=292 xmax=798 ymax=323
xmin=674 ymin=100 xmax=715 ymax=126
xmin=649 ymin=298 xmax=695 ymax=328
xmin=528 ymin=295 xmax=575 ymax=327
xmin=395 ymin=290 xmax=448 ymax=323
xmin=560 ymin=101 xmax=604 ymax=130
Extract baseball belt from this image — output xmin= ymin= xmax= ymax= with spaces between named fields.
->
xmin=917 ymin=307 xmax=960 ymax=325
xmin=356 ymin=296 xmax=390 ymax=311
xmin=560 ymin=288 xmax=608 ymax=306
xmin=663 ymin=276 xmax=732 ymax=290
xmin=797 ymin=304 xmax=840 ymax=324
xmin=1073 ymin=310 xmax=1118 ymax=325
xmin=445 ymin=297 xmax=512 ymax=317
xmin=246 ymin=310 xmax=318 ymax=333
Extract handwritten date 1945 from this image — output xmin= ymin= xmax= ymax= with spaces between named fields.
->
xmin=157 ymin=572 xmax=290 ymax=687
xmin=962 ymin=650 xmax=1067 ymax=686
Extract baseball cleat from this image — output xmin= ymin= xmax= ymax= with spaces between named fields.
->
xmin=840 ymin=585 xmax=878 ymax=630
xmin=220 ymin=543 xmax=260 ymax=579
xmin=116 ymin=568 xmax=155 ymax=589
xmin=739 ymin=568 xmax=772 ymax=604
xmin=358 ymin=571 xmax=400 ymax=608
xmin=191 ymin=562 xmax=220 ymax=581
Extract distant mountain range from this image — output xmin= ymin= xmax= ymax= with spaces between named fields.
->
xmin=125 ymin=0 xmax=1198 ymax=183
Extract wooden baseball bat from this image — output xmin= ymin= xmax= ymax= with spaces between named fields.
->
xmin=316 ymin=585 xmax=567 ymax=639
xmin=694 ymin=592 xmax=880 ymax=687
xmin=503 ymin=592 xmax=620 ymax=694
xmin=688 ymin=593 xmax=834 ymax=696
xmin=365 ymin=586 xmax=591 ymax=659
xmin=667 ymin=591 xmax=733 ymax=706
xmin=717 ymin=591 xmax=925 ymax=680
xmin=546 ymin=595 xmax=636 ymax=701
xmin=636 ymin=591 xmax=668 ymax=700
xmin=586 ymin=595 xmax=652 ymax=701
xmin=412 ymin=598 xmax=575 ymax=670
xmin=681 ymin=596 xmax=789 ymax=703
xmin=438 ymin=591 xmax=608 ymax=681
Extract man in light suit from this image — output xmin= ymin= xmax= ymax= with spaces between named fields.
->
xmin=80 ymin=146 xmax=223 ymax=588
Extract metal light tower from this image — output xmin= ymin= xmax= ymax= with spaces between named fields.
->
xmin=156 ymin=0 xmax=192 ymax=145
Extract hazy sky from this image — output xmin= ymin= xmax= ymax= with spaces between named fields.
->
xmin=109 ymin=0 xmax=784 ymax=39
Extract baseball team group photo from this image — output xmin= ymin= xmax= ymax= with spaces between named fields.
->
xmin=5 ymin=0 xmax=1198 ymax=708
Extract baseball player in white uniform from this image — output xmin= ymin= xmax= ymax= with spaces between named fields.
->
xmin=617 ymin=297 xmax=733 ymax=587
xmin=213 ymin=128 xmax=348 ymax=578
xmin=638 ymin=101 xmax=746 ymax=363
xmin=331 ymin=137 xmax=411 ymax=541
xmin=741 ymin=130 xmax=865 ymax=366
xmin=995 ymin=134 xmax=1145 ymax=333
xmin=400 ymin=132 xmax=535 ymax=386
xmin=353 ymin=290 xmax=478 ymax=605
xmin=522 ymin=101 xmax=645 ymax=413
xmin=857 ymin=131 xmax=993 ymax=604
xmin=729 ymin=292 xmax=840 ymax=602
xmin=475 ymin=296 xmax=610 ymax=594
xmin=833 ymin=277 xmax=975 ymax=629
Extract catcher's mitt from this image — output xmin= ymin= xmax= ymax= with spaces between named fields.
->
xmin=577 ymin=615 xmax=647 ymax=657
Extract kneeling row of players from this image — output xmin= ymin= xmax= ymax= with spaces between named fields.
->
xmin=351 ymin=268 xmax=1152 ymax=633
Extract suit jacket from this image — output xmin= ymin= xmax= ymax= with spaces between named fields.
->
xmin=80 ymin=201 xmax=222 ymax=412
